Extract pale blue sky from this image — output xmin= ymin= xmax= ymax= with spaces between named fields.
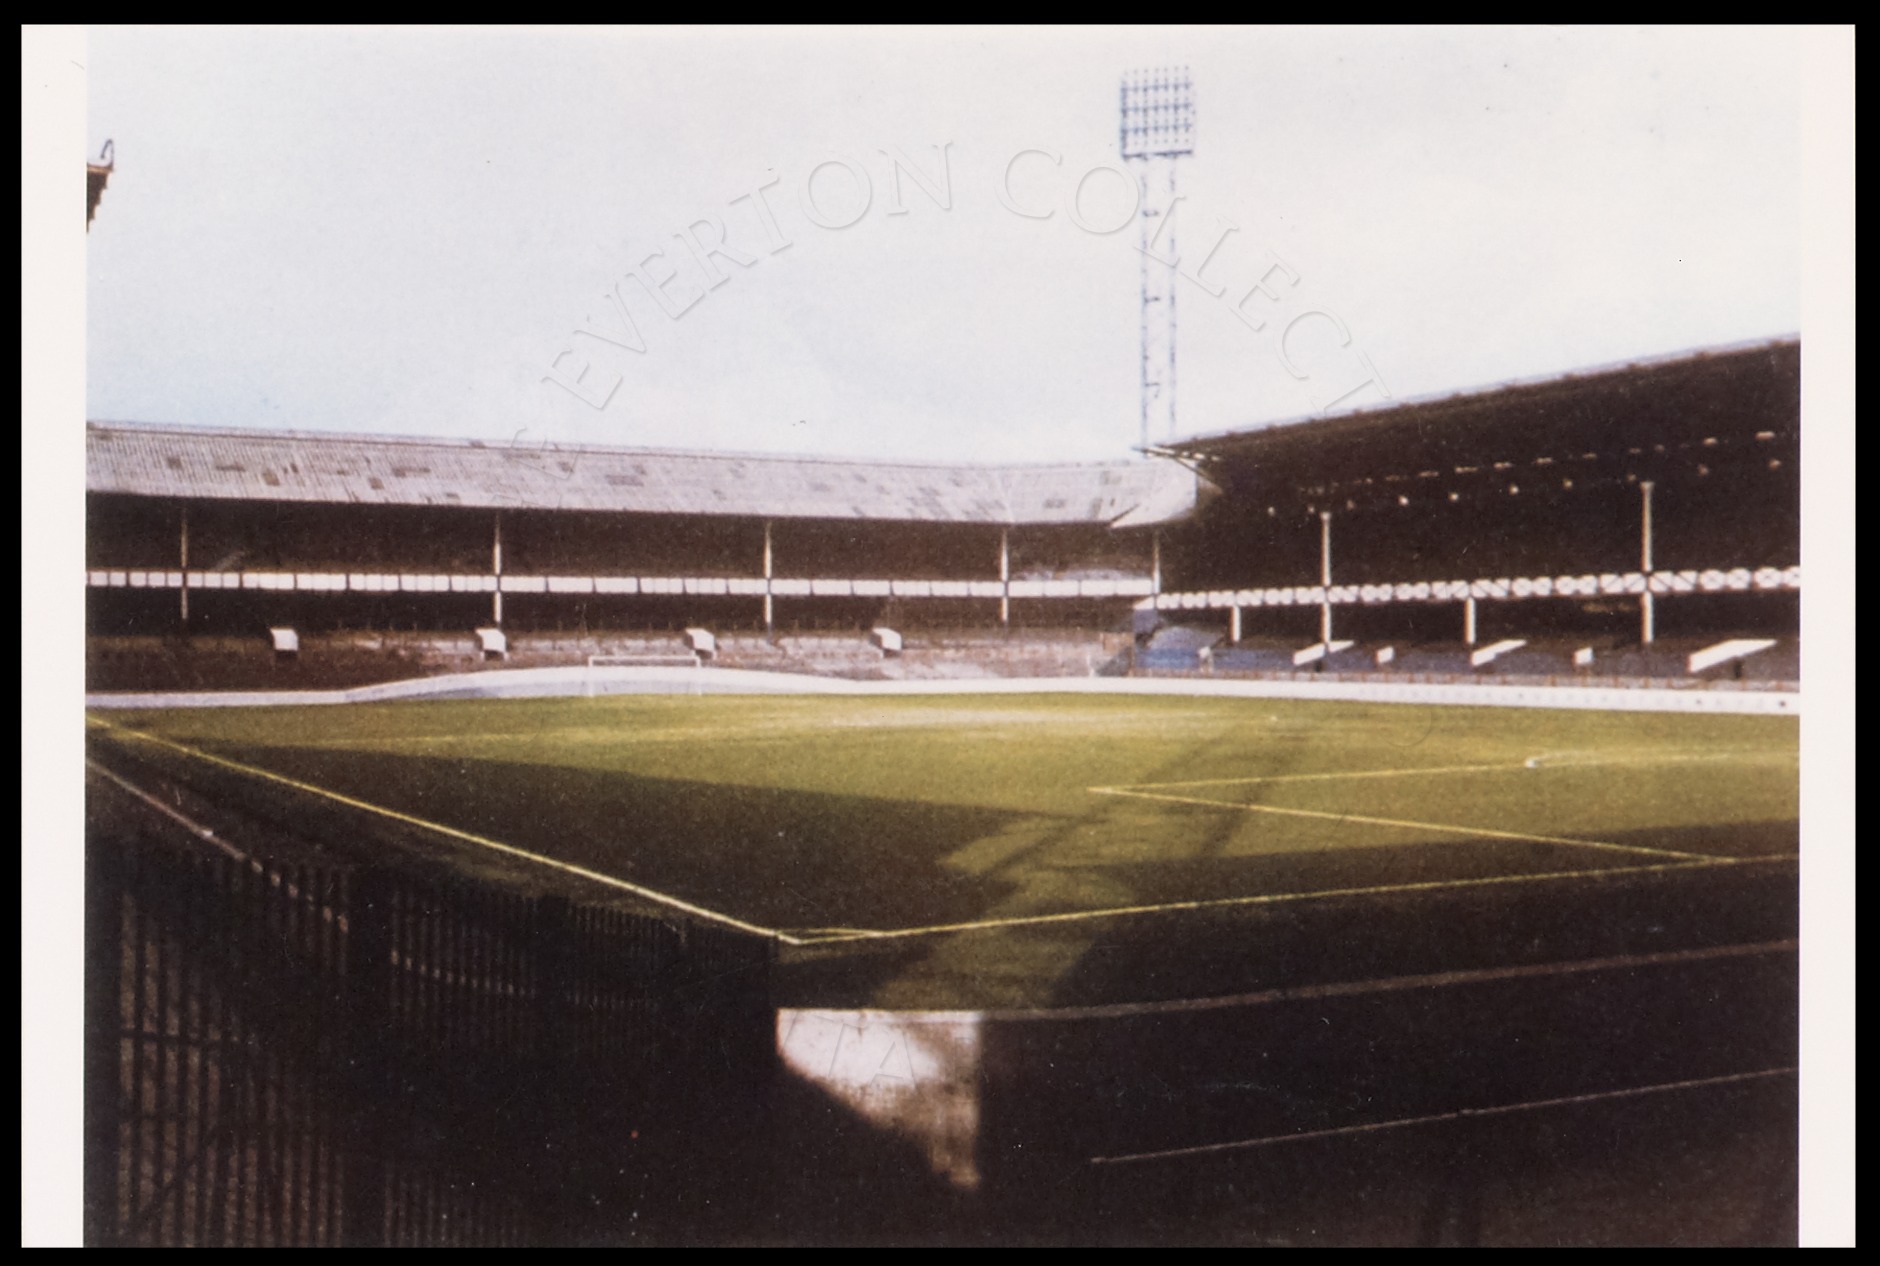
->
xmin=85 ymin=27 xmax=1801 ymax=462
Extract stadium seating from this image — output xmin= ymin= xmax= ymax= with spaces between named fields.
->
xmin=743 ymin=631 xmax=1123 ymax=680
xmin=715 ymin=635 xmax=885 ymax=678
xmin=1316 ymin=642 xmax=1373 ymax=672
xmin=86 ymin=633 xmax=483 ymax=692
xmin=85 ymin=622 xmax=1799 ymax=694
xmin=1384 ymin=644 xmax=1479 ymax=675
xmin=1135 ymin=647 xmax=1202 ymax=672
xmin=85 ymin=626 xmax=1158 ymax=691
xmin=1211 ymin=642 xmax=1297 ymax=673
xmin=1144 ymin=625 xmax=1221 ymax=653
xmin=1472 ymin=643 xmax=1581 ymax=676
xmin=1733 ymin=638 xmax=1800 ymax=682
xmin=1595 ymin=638 xmax=1723 ymax=682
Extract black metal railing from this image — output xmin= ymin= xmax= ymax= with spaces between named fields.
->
xmin=84 ymin=777 xmax=776 ymax=1246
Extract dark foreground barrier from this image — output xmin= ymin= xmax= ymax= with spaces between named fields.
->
xmin=982 ymin=938 xmax=1799 ymax=1245
xmin=83 ymin=773 xmax=776 ymax=1247
xmin=773 ymin=859 xmax=1799 ymax=1245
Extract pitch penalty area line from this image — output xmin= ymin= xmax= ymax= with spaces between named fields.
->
xmin=1089 ymin=785 xmax=1715 ymax=862
xmin=1120 ymin=748 xmax=1796 ymax=793
xmin=86 ymin=717 xmax=801 ymax=945
xmin=1126 ymin=761 xmax=1528 ymax=790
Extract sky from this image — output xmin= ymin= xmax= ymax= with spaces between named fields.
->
xmin=82 ymin=26 xmax=1803 ymax=463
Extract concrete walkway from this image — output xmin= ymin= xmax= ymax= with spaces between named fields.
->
xmin=86 ymin=665 xmax=1799 ymax=715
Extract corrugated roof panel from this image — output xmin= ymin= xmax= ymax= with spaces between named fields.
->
xmin=86 ymin=422 xmax=1202 ymax=528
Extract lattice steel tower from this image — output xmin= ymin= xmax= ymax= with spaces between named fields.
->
xmin=1121 ymin=67 xmax=1194 ymax=452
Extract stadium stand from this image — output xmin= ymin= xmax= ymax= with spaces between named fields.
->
xmin=86 ymin=425 xmax=1194 ymax=684
xmin=1473 ymin=641 xmax=1590 ymax=677
xmin=1147 ymin=339 xmax=1799 ymax=687
xmin=1731 ymin=639 xmax=1800 ymax=683
xmin=1144 ymin=625 xmax=1219 ymax=654
xmin=86 ymin=339 xmax=1798 ymax=692
xmin=1211 ymin=639 xmax=1298 ymax=674
xmin=711 ymin=629 xmax=1135 ymax=680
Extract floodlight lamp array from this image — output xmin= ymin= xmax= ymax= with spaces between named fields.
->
xmin=1120 ymin=67 xmax=1195 ymax=158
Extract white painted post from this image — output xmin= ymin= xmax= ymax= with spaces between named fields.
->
xmin=1640 ymin=480 xmax=1655 ymax=573
xmin=178 ymin=504 xmax=189 ymax=626
xmin=492 ymin=510 xmax=504 ymax=626
xmin=1464 ymin=595 xmax=1477 ymax=646
xmin=1319 ymin=512 xmax=1333 ymax=646
xmin=1640 ymin=481 xmax=1656 ymax=646
xmin=1229 ymin=605 xmax=1241 ymax=643
xmin=999 ymin=527 xmax=1011 ymax=627
xmin=763 ymin=519 xmax=774 ymax=633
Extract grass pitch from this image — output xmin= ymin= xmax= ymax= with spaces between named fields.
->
xmin=91 ymin=694 xmax=1798 ymax=1007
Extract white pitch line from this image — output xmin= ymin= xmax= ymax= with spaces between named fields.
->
xmin=90 ymin=716 xmax=1788 ymax=950
xmin=88 ymin=717 xmax=800 ymax=945
xmin=87 ymin=758 xmax=351 ymax=928
xmin=1123 ymin=761 xmax=1528 ymax=790
xmin=87 ymin=758 xmax=251 ymax=865
xmin=1122 ymin=747 xmax=1797 ymax=792
xmin=1090 ymin=785 xmax=1716 ymax=861
xmin=785 ymin=854 xmax=1794 ymax=944
xmin=996 ymin=938 xmax=1797 ymax=1022
xmin=1088 ymin=1066 xmax=1799 ymax=1166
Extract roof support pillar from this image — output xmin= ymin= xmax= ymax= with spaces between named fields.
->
xmin=178 ymin=504 xmax=189 ymax=627
xmin=763 ymin=520 xmax=774 ymax=633
xmin=999 ymin=528 xmax=1011 ymax=627
xmin=492 ymin=511 xmax=504 ymax=626
xmin=1319 ymin=511 xmax=1333 ymax=647
xmin=1640 ymin=481 xmax=1655 ymax=645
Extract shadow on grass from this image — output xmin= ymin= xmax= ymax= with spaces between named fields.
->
xmin=1063 ymin=1072 xmax=1797 ymax=1246
xmin=768 ymin=822 xmax=1798 ymax=1011
xmin=166 ymin=743 xmax=1032 ymax=931
xmin=86 ymin=730 xmax=1798 ymax=1013
xmin=1042 ymin=832 xmax=1797 ymax=1007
